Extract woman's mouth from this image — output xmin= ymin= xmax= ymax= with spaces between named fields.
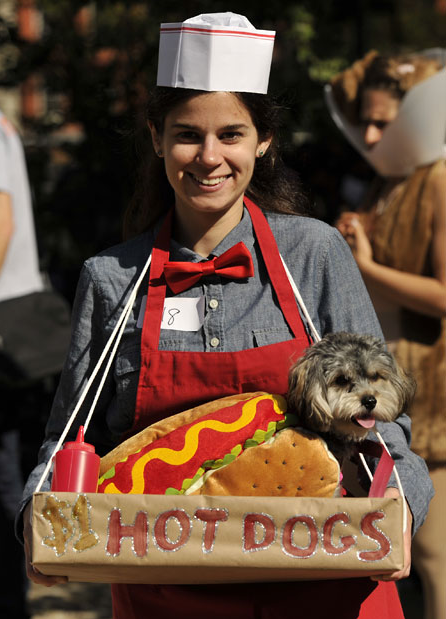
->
xmin=188 ymin=173 xmax=231 ymax=188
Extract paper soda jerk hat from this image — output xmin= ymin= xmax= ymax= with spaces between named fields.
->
xmin=157 ymin=12 xmax=275 ymax=94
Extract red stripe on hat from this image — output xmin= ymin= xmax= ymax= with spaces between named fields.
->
xmin=160 ymin=26 xmax=275 ymax=40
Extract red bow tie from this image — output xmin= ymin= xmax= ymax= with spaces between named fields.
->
xmin=163 ymin=242 xmax=254 ymax=294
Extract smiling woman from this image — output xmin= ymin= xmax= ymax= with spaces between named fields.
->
xmin=19 ymin=12 xmax=434 ymax=619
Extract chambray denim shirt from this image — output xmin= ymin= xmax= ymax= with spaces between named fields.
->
xmin=19 ymin=208 xmax=433 ymax=534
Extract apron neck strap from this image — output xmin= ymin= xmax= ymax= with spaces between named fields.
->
xmin=142 ymin=210 xmax=172 ymax=347
xmin=243 ymin=197 xmax=309 ymax=340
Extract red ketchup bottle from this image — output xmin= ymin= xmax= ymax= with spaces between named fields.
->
xmin=51 ymin=426 xmax=100 ymax=492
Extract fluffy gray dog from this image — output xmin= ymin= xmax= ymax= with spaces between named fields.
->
xmin=287 ymin=332 xmax=416 ymax=446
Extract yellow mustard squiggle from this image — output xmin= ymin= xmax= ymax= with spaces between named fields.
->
xmin=103 ymin=394 xmax=285 ymax=494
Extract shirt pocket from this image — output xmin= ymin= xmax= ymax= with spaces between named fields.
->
xmin=252 ymin=327 xmax=293 ymax=348
xmin=158 ymin=336 xmax=197 ymax=351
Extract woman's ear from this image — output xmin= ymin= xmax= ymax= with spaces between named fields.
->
xmin=256 ymin=135 xmax=273 ymax=158
xmin=148 ymin=121 xmax=163 ymax=157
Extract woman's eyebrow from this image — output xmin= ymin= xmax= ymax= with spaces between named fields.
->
xmin=170 ymin=123 xmax=197 ymax=130
xmin=170 ymin=122 xmax=250 ymax=131
xmin=220 ymin=123 xmax=250 ymax=131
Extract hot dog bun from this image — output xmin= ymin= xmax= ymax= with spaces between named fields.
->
xmin=187 ymin=427 xmax=340 ymax=498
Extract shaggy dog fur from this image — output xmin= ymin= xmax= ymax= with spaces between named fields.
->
xmin=287 ymin=332 xmax=416 ymax=452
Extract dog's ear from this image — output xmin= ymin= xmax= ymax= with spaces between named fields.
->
xmin=392 ymin=362 xmax=417 ymax=414
xmin=288 ymin=354 xmax=333 ymax=433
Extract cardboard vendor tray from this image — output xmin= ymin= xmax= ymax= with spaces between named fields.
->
xmin=32 ymin=492 xmax=404 ymax=584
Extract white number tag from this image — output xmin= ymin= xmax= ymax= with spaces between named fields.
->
xmin=137 ymin=295 xmax=205 ymax=332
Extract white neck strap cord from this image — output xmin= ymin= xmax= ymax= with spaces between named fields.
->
xmin=36 ymin=250 xmax=407 ymax=531
xmin=35 ymin=253 xmax=152 ymax=492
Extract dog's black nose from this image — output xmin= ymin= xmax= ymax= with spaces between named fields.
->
xmin=361 ymin=395 xmax=377 ymax=410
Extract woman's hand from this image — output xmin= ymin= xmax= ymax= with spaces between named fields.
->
xmin=23 ymin=502 xmax=68 ymax=587
xmin=370 ymin=487 xmax=412 ymax=582
xmin=335 ymin=212 xmax=373 ymax=269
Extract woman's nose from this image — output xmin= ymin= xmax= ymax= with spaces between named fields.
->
xmin=196 ymin=136 xmax=222 ymax=166
xmin=363 ymin=124 xmax=383 ymax=148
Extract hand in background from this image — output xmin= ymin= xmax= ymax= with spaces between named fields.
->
xmin=335 ymin=212 xmax=374 ymax=270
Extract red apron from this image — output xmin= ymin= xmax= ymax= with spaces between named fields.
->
xmin=111 ymin=200 xmax=404 ymax=619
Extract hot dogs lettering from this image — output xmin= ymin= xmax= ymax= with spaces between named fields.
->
xmin=39 ymin=494 xmax=393 ymax=564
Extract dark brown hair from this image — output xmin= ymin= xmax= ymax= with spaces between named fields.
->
xmin=123 ymin=87 xmax=308 ymax=239
xmin=361 ymin=54 xmax=440 ymax=99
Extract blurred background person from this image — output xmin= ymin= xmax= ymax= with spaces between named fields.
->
xmin=0 ymin=107 xmax=44 ymax=618
xmin=326 ymin=50 xmax=446 ymax=619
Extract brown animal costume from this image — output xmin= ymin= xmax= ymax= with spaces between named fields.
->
xmin=330 ymin=52 xmax=446 ymax=619
xmin=368 ymin=160 xmax=446 ymax=465
xmin=330 ymin=51 xmax=446 ymax=466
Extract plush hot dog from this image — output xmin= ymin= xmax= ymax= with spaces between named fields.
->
xmin=98 ymin=392 xmax=340 ymax=498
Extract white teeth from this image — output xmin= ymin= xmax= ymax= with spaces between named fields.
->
xmin=193 ymin=175 xmax=228 ymax=186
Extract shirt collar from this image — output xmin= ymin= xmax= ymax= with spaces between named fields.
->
xmin=169 ymin=205 xmax=255 ymax=262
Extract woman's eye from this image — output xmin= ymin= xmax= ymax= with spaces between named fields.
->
xmin=176 ymin=131 xmax=199 ymax=142
xmin=220 ymin=132 xmax=242 ymax=142
xmin=360 ymin=120 xmax=388 ymax=131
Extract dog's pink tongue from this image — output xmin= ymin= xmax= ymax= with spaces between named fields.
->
xmin=355 ymin=416 xmax=375 ymax=429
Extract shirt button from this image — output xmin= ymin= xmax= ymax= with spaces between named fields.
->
xmin=209 ymin=299 xmax=219 ymax=310
xmin=210 ymin=337 xmax=220 ymax=348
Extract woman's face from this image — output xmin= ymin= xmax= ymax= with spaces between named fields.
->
xmin=360 ymin=89 xmax=400 ymax=149
xmin=149 ymin=92 xmax=271 ymax=218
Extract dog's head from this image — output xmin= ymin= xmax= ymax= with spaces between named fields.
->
xmin=287 ymin=332 xmax=416 ymax=442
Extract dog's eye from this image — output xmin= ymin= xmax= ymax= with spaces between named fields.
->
xmin=370 ymin=373 xmax=382 ymax=381
xmin=335 ymin=375 xmax=350 ymax=386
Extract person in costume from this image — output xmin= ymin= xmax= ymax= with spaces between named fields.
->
xmin=327 ymin=50 xmax=446 ymax=619
xmin=19 ymin=13 xmax=433 ymax=619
